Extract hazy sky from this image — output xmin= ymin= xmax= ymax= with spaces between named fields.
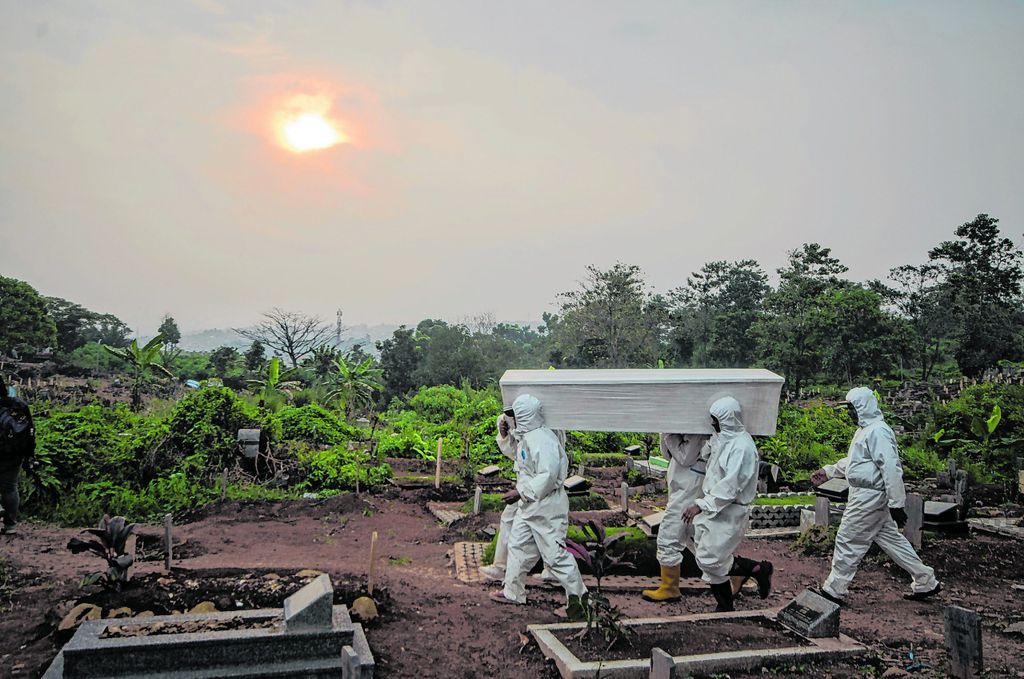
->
xmin=2 ymin=1 xmax=1022 ymax=335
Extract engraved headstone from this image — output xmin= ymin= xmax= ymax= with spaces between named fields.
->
xmin=777 ymin=590 xmax=840 ymax=638
xmin=944 ymin=605 xmax=982 ymax=678
xmin=284 ymin=573 xmax=334 ymax=631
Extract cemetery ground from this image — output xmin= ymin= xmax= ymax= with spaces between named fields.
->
xmin=2 ymin=470 xmax=1023 ymax=679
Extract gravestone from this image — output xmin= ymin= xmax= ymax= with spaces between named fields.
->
xmin=473 ymin=486 xmax=482 ymax=515
xmin=777 ymin=590 xmax=840 ymax=638
xmin=814 ymin=497 xmax=830 ymax=526
xmin=641 ymin=511 xmax=665 ymax=536
xmin=283 ymin=573 xmax=333 ymax=631
xmin=650 ymin=647 xmax=678 ymax=679
xmin=624 ymin=444 xmax=643 ymax=457
xmin=477 ymin=465 xmax=501 ymax=477
xmin=564 ymin=475 xmax=590 ymax=495
xmin=904 ymin=494 xmax=924 ymax=550
xmin=816 ymin=478 xmax=849 ymax=502
xmin=954 ymin=470 xmax=969 ymax=518
xmin=621 ymin=482 xmax=629 ymax=513
xmin=944 ymin=606 xmax=982 ymax=678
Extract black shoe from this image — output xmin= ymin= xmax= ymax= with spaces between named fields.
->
xmin=903 ymin=583 xmax=942 ymax=601
xmin=710 ymin=582 xmax=734 ymax=612
xmin=813 ymin=587 xmax=845 ymax=607
xmin=753 ymin=560 xmax=773 ymax=599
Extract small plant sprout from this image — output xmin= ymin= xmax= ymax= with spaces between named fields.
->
xmin=66 ymin=515 xmax=136 ymax=590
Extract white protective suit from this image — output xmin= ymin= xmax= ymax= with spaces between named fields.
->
xmin=502 ymin=394 xmax=587 ymax=603
xmin=821 ymin=387 xmax=938 ymax=599
xmin=491 ymin=415 xmax=520 ymax=570
xmin=657 ymin=433 xmax=711 ymax=567
xmin=693 ymin=397 xmax=759 ymax=585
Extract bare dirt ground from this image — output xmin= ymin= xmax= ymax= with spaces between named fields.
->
xmin=2 ymin=485 xmax=1023 ymax=679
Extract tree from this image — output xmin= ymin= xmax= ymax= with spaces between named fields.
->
xmin=0 ymin=276 xmax=57 ymax=355
xmin=102 ymin=334 xmax=174 ymax=411
xmin=92 ymin=314 xmax=131 ymax=347
xmin=244 ymin=340 xmax=266 ymax=372
xmin=819 ymin=285 xmax=900 ymax=385
xmin=888 ymin=263 xmax=951 ymax=380
xmin=235 ymin=308 xmax=334 ymax=368
xmin=303 ymin=344 xmax=340 ymax=380
xmin=755 ymin=244 xmax=849 ymax=395
xmin=376 ymin=326 xmax=422 ymax=405
xmin=551 ymin=263 xmax=667 ymax=368
xmin=927 ymin=214 xmax=1024 ymax=375
xmin=209 ymin=346 xmax=239 ymax=375
xmin=413 ymin=320 xmax=488 ymax=388
xmin=668 ymin=260 xmax=768 ymax=367
xmin=46 ymin=297 xmax=96 ymax=354
xmin=158 ymin=315 xmax=182 ymax=369
xmin=325 ymin=353 xmax=384 ymax=420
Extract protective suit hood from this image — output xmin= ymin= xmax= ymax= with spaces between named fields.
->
xmin=845 ymin=387 xmax=884 ymax=427
xmin=709 ymin=397 xmax=745 ymax=439
xmin=511 ymin=394 xmax=545 ymax=438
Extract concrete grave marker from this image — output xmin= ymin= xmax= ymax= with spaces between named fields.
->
xmin=777 ymin=590 xmax=840 ymax=638
xmin=283 ymin=573 xmax=334 ymax=631
xmin=477 ymin=465 xmax=501 ymax=477
xmin=564 ymin=475 xmax=590 ymax=494
xmin=650 ymin=647 xmax=681 ymax=679
xmin=473 ymin=486 xmax=482 ymax=515
xmin=620 ymin=481 xmax=629 ymax=513
xmin=904 ymin=494 xmax=924 ymax=550
xmin=813 ymin=497 xmax=830 ymax=526
xmin=944 ymin=605 xmax=982 ymax=678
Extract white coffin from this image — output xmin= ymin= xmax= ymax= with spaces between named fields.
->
xmin=499 ymin=369 xmax=784 ymax=435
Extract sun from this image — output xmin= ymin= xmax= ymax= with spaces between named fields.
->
xmin=279 ymin=112 xmax=346 ymax=152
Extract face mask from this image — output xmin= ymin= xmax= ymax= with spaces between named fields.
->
xmin=846 ymin=403 xmax=858 ymax=425
xmin=711 ymin=416 xmax=721 ymax=433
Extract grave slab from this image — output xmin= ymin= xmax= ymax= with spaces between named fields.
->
xmin=945 ymin=605 xmax=982 ymax=679
xmin=815 ymin=479 xmax=849 ymax=502
xmin=777 ymin=590 xmax=840 ymax=638
xmin=284 ymin=573 xmax=333 ymax=631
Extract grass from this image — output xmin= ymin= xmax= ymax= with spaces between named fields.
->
xmin=752 ymin=494 xmax=817 ymax=506
xmin=388 ymin=556 xmax=412 ymax=566
xmin=579 ymin=453 xmax=630 ymax=467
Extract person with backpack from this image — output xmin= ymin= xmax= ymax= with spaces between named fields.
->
xmin=0 ymin=375 xmax=36 ymax=535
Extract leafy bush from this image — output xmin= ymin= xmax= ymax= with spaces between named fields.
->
xmin=928 ymin=383 xmax=1024 ymax=483
xmin=569 ymin=492 xmax=610 ymax=511
xmin=165 ymin=387 xmax=273 ymax=472
xmin=759 ymin=402 xmax=855 ymax=480
xmin=275 ymin=404 xmax=357 ymax=447
xmin=301 ymin=446 xmax=392 ymax=491
xmin=900 ymin=445 xmax=945 ymax=479
xmin=566 ymin=430 xmax=644 ymax=457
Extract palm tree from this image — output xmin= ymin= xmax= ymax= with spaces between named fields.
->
xmin=247 ymin=356 xmax=301 ymax=408
xmin=325 ymin=353 xmax=384 ymax=420
xmin=103 ymin=334 xmax=174 ymax=411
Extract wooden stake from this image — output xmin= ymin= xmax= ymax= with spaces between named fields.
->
xmin=434 ymin=439 xmax=443 ymax=489
xmin=163 ymin=514 xmax=173 ymax=572
xmin=221 ymin=468 xmax=228 ymax=502
xmin=367 ymin=531 xmax=379 ymax=595
xmin=473 ymin=486 xmax=482 ymax=515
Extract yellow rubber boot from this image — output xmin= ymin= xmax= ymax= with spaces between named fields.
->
xmin=642 ymin=564 xmax=682 ymax=602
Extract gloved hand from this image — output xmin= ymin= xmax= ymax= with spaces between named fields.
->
xmin=501 ymin=489 xmax=520 ymax=505
xmin=810 ymin=469 xmax=828 ymax=486
xmin=889 ymin=507 xmax=908 ymax=528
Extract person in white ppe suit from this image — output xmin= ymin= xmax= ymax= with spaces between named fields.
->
xmin=641 ymin=433 xmax=709 ymax=602
xmin=479 ymin=409 xmax=556 ymax=585
xmin=811 ymin=387 xmax=941 ymax=605
xmin=489 ymin=394 xmax=587 ymax=618
xmin=683 ymin=397 xmax=773 ymax=612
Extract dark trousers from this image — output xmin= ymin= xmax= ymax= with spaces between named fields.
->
xmin=0 ymin=466 xmax=19 ymax=526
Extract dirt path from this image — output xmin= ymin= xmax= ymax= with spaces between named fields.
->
xmin=2 ymin=490 xmax=1024 ymax=678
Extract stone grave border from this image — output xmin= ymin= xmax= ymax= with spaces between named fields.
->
xmin=529 ymin=608 xmax=866 ymax=679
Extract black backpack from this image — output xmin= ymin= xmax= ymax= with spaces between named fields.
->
xmin=0 ymin=398 xmax=35 ymax=468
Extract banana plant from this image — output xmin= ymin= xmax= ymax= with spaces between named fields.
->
xmin=67 ymin=515 xmax=136 ymax=590
xmin=103 ymin=333 xmax=174 ymax=411
xmin=325 ymin=353 xmax=383 ymax=420
xmin=247 ymin=356 xmax=301 ymax=407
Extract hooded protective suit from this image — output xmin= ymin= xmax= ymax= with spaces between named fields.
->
xmin=490 ymin=415 xmax=521 ymax=571
xmin=692 ymin=397 xmax=759 ymax=585
xmin=656 ymin=433 xmax=710 ymax=566
xmin=502 ymin=394 xmax=587 ymax=603
xmin=821 ymin=387 xmax=938 ymax=599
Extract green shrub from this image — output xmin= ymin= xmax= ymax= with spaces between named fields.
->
xmin=569 ymin=492 xmax=610 ymax=511
xmin=301 ymin=446 xmax=392 ymax=491
xmin=566 ymin=431 xmax=644 ymax=456
xmin=276 ymin=404 xmax=356 ymax=447
xmin=165 ymin=387 xmax=272 ymax=472
xmin=580 ymin=453 xmax=629 ymax=468
xmin=460 ymin=493 xmax=506 ymax=514
xmin=900 ymin=445 xmax=945 ymax=479
xmin=759 ymin=402 xmax=855 ymax=481
xmin=928 ymin=383 xmax=1024 ymax=483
